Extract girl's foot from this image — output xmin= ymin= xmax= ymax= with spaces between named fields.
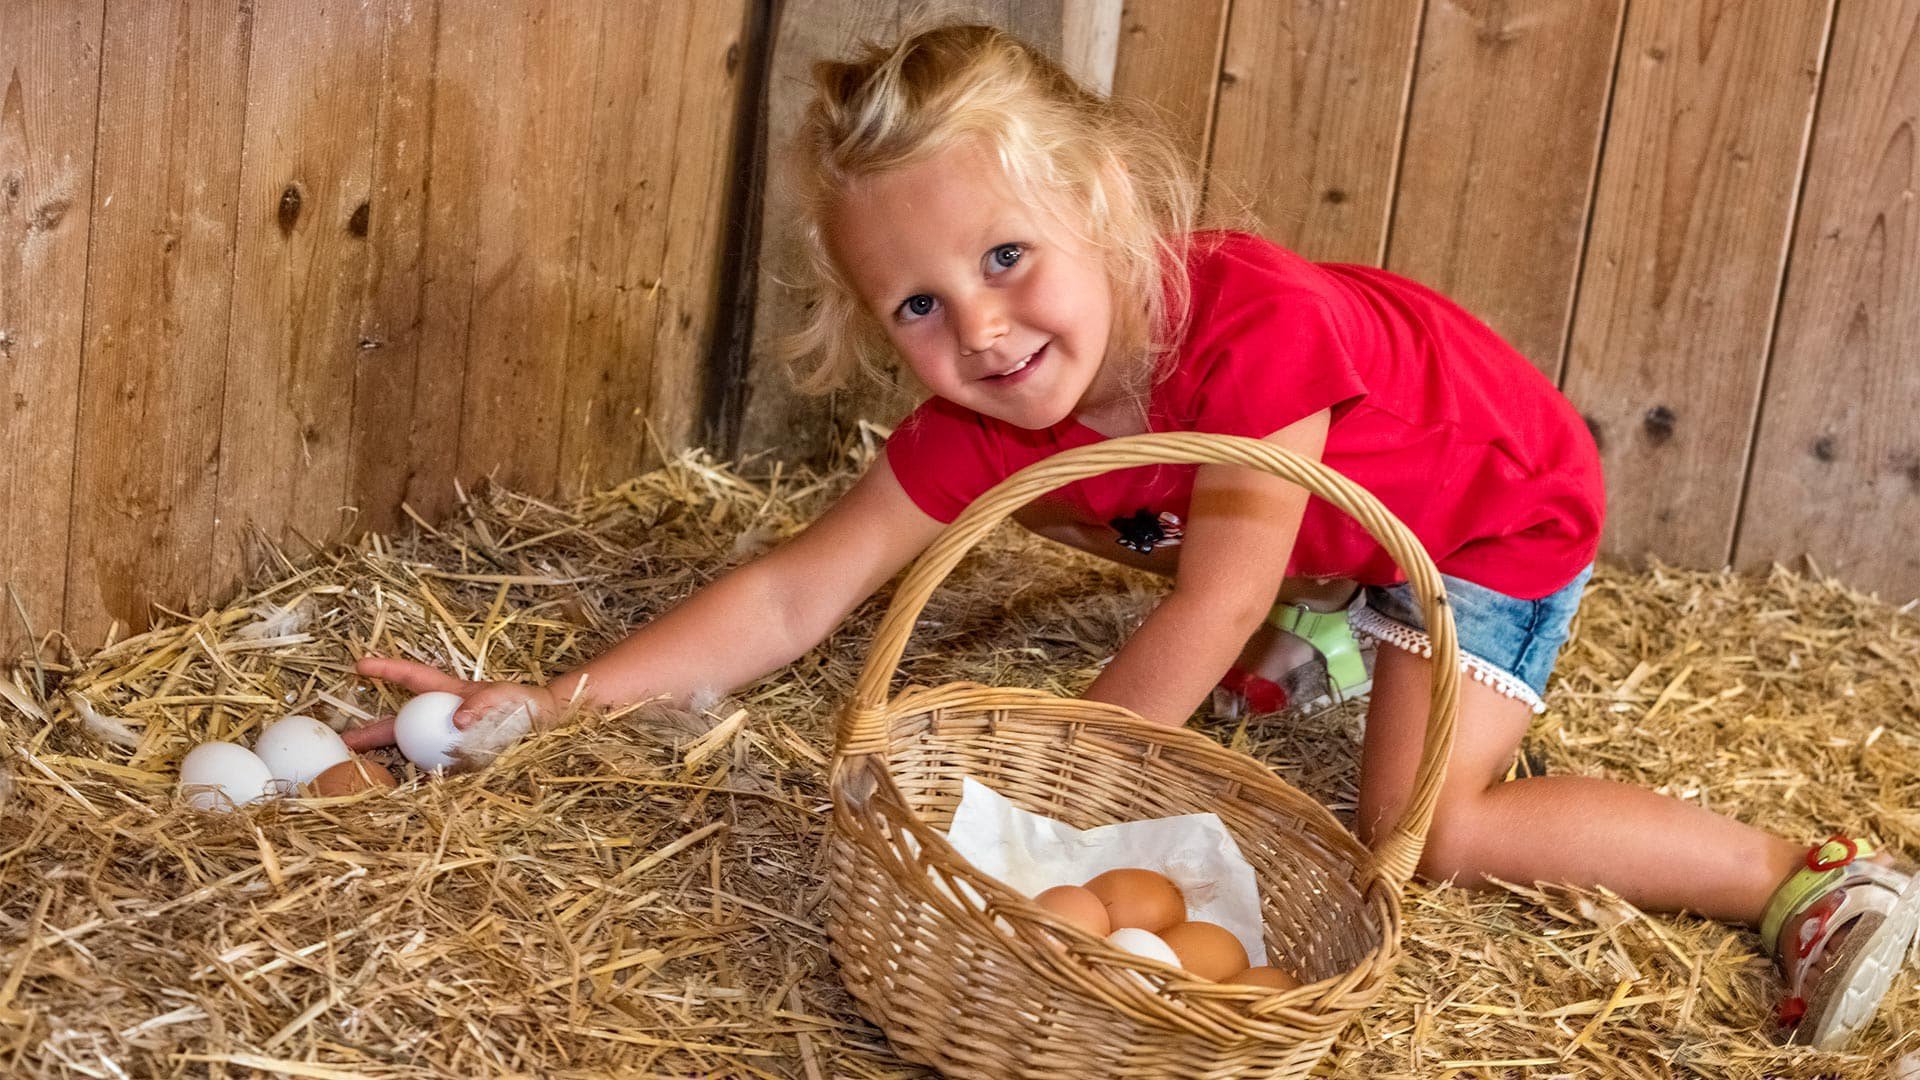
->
xmin=1763 ymin=836 xmax=1920 ymax=1049
xmin=1212 ymin=595 xmax=1372 ymax=721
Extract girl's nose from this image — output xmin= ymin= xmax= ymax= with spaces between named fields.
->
xmin=954 ymin=297 xmax=1008 ymax=355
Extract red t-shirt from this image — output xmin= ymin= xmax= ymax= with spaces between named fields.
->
xmin=885 ymin=232 xmax=1604 ymax=599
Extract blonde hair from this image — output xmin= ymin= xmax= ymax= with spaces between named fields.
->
xmin=780 ymin=22 xmax=1203 ymax=397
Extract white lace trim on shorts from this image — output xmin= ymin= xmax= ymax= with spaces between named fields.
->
xmin=1349 ymin=605 xmax=1547 ymax=714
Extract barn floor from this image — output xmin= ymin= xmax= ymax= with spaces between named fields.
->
xmin=2 ymin=446 xmax=1917 ymax=1078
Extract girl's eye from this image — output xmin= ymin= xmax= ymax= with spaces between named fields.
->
xmin=898 ymin=294 xmax=937 ymax=321
xmin=987 ymin=243 xmax=1023 ymax=273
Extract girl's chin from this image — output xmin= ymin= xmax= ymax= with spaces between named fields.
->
xmin=994 ymin=396 xmax=1077 ymax=430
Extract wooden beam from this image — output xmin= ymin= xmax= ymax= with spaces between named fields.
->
xmin=449 ymin=0 xmax=602 ymax=496
xmin=1208 ymin=0 xmax=1423 ymax=263
xmin=645 ymin=0 xmax=755 ymax=465
xmin=1736 ymin=1 xmax=1920 ymax=600
xmin=215 ymin=0 xmax=388 ymax=585
xmin=560 ymin=2 xmax=711 ymax=487
xmin=0 ymin=0 xmax=104 ymax=657
xmin=68 ymin=0 xmax=252 ymax=644
xmin=347 ymin=0 xmax=453 ymax=536
xmin=1386 ymin=0 xmax=1624 ymax=379
xmin=1063 ymin=0 xmax=1124 ymax=94
xmin=1111 ymin=0 xmax=1231 ymax=169
xmin=1562 ymin=0 xmax=1833 ymax=568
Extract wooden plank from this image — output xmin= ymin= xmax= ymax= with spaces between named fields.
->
xmin=640 ymin=0 xmax=754 ymax=463
xmin=1111 ymin=0 xmax=1232 ymax=167
xmin=346 ymin=0 xmax=449 ymax=535
xmin=1386 ymin=0 xmax=1624 ymax=378
xmin=557 ymin=1 xmax=754 ymax=490
xmin=67 ymin=0 xmax=252 ymax=645
xmin=1208 ymin=0 xmax=1422 ymax=263
xmin=555 ymin=3 xmax=699 ymax=493
xmin=0 ymin=1 xmax=104 ymax=658
xmin=447 ymin=0 xmax=601 ymax=496
xmin=383 ymin=0 xmax=486 ymax=528
xmin=1735 ymin=1 xmax=1920 ymax=601
xmin=1561 ymin=1 xmax=1832 ymax=568
xmin=214 ymin=0 xmax=386 ymax=585
xmin=737 ymin=0 xmax=1084 ymax=457
xmin=1062 ymin=0 xmax=1124 ymax=94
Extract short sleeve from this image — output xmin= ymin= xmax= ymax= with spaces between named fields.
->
xmin=1181 ymin=288 xmax=1368 ymax=439
xmin=882 ymin=397 xmax=1005 ymax=523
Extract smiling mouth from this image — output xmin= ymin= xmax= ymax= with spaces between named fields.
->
xmin=984 ymin=343 xmax=1046 ymax=380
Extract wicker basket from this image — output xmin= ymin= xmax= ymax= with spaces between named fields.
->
xmin=827 ymin=432 xmax=1461 ymax=1078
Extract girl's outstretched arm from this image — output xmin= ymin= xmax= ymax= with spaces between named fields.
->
xmin=1082 ymin=410 xmax=1330 ymax=726
xmin=348 ymin=453 xmax=945 ymax=744
xmin=546 ymin=451 xmax=945 ymax=710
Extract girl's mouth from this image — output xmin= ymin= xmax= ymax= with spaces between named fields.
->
xmin=985 ymin=343 xmax=1046 ymax=383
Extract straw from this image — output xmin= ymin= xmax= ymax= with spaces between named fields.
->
xmin=2 ymin=441 xmax=1916 ymax=1077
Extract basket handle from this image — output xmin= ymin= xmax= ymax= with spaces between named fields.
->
xmin=837 ymin=431 xmax=1460 ymax=888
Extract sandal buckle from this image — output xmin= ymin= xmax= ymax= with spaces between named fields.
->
xmin=1807 ymin=835 xmax=1859 ymax=872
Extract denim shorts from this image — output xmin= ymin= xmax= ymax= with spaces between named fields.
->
xmin=1347 ymin=564 xmax=1593 ymax=714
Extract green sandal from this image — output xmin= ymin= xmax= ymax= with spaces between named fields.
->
xmin=1760 ymin=835 xmax=1920 ymax=1048
xmin=1211 ymin=598 xmax=1374 ymax=721
xmin=1266 ymin=600 xmax=1373 ymax=713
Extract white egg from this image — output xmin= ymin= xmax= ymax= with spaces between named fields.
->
xmin=178 ymin=742 xmax=276 ymax=811
xmin=394 ymin=691 xmax=465 ymax=772
xmin=253 ymin=715 xmax=351 ymax=789
xmin=1106 ymin=927 xmax=1181 ymax=968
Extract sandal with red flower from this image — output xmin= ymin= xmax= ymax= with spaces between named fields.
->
xmin=1760 ymin=835 xmax=1920 ymax=1049
xmin=1211 ymin=600 xmax=1373 ymax=721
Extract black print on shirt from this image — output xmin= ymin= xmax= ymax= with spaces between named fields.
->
xmin=1110 ymin=509 xmax=1185 ymax=553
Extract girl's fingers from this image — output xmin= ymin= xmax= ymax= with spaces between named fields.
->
xmin=341 ymin=716 xmax=397 ymax=751
xmin=355 ymin=655 xmax=471 ymax=695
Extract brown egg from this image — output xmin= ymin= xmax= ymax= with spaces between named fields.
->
xmin=1228 ymin=965 xmax=1301 ymax=992
xmin=308 ymin=756 xmax=398 ymax=797
xmin=1160 ymin=920 xmax=1250 ymax=981
xmin=1083 ymin=868 xmax=1185 ymax=933
xmin=1034 ymin=885 xmax=1111 ymax=938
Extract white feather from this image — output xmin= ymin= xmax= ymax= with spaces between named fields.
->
xmin=71 ymin=694 xmax=141 ymax=749
xmin=234 ymin=601 xmax=308 ymax=641
xmin=687 ymin=686 xmax=720 ymax=715
xmin=452 ymin=701 xmax=536 ymax=769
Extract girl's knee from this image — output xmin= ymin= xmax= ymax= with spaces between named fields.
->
xmin=1357 ymin=793 xmax=1483 ymax=883
xmin=1408 ymin=795 xmax=1497 ymax=885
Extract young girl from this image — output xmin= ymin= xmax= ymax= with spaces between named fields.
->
xmin=346 ymin=23 xmax=1917 ymax=1049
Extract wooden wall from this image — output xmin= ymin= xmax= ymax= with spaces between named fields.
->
xmin=743 ymin=0 xmax=1920 ymax=603
xmin=5 ymin=0 xmax=1917 ymax=662
xmin=1 ymin=0 xmax=751 ymax=656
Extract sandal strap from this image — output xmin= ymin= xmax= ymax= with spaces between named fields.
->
xmin=1268 ymin=601 xmax=1369 ymax=694
xmin=1761 ymin=836 xmax=1893 ymax=957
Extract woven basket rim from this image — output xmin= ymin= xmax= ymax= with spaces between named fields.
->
xmin=838 ymin=432 xmax=1460 ymax=889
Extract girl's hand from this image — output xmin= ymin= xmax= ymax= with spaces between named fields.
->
xmin=343 ymin=656 xmax=558 ymax=751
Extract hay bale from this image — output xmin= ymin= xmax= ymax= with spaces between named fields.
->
xmin=2 ymin=447 xmax=1915 ymax=1077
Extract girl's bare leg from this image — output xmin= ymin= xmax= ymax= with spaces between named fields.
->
xmin=1358 ymin=644 xmax=1804 ymax=925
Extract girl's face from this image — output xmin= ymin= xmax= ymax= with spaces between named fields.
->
xmin=826 ymin=139 xmax=1125 ymax=431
